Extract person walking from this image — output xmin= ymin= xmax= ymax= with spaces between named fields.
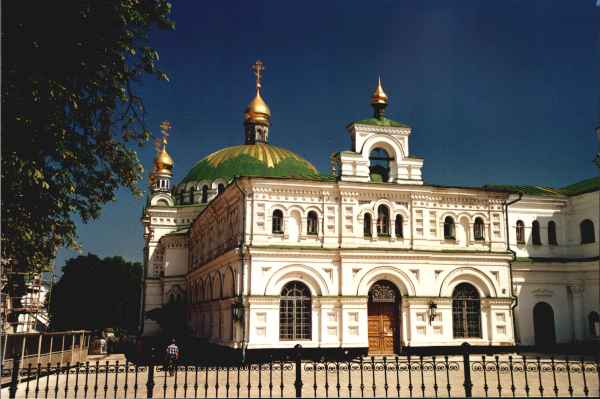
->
xmin=165 ymin=339 xmax=179 ymax=376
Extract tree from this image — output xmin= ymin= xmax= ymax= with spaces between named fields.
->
xmin=145 ymin=298 xmax=188 ymax=338
xmin=1 ymin=1 xmax=174 ymax=276
xmin=48 ymin=254 xmax=142 ymax=333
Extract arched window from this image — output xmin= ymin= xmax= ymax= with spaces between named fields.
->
xmin=395 ymin=215 xmax=403 ymax=238
xmin=473 ymin=217 xmax=485 ymax=241
xmin=272 ymin=209 xmax=284 ymax=234
xmin=279 ymin=281 xmax=312 ymax=340
xmin=377 ymin=205 xmax=390 ymax=236
xmin=580 ymin=219 xmax=595 ymax=244
xmin=218 ymin=183 xmax=225 ymax=195
xmin=444 ymin=216 xmax=456 ymax=240
xmin=531 ymin=221 xmax=541 ymax=245
xmin=307 ymin=211 xmax=318 ymax=235
xmin=516 ymin=220 xmax=525 ymax=244
xmin=369 ymin=148 xmax=392 ymax=183
xmin=189 ymin=186 xmax=195 ymax=204
xmin=548 ymin=221 xmax=557 ymax=246
xmin=364 ymin=213 xmax=372 ymax=237
xmin=201 ymin=185 xmax=208 ymax=203
xmin=452 ymin=283 xmax=481 ymax=338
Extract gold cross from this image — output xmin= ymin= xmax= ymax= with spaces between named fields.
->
xmin=159 ymin=120 xmax=172 ymax=144
xmin=251 ymin=60 xmax=265 ymax=90
xmin=154 ymin=137 xmax=162 ymax=153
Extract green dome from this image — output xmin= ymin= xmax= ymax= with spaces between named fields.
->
xmin=180 ymin=143 xmax=319 ymax=184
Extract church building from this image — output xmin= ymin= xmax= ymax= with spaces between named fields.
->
xmin=141 ymin=62 xmax=599 ymax=354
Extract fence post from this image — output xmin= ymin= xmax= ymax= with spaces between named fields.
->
xmin=294 ymin=344 xmax=303 ymax=398
xmin=461 ymin=342 xmax=472 ymax=398
xmin=9 ymin=350 xmax=20 ymax=399
xmin=146 ymin=347 xmax=156 ymax=398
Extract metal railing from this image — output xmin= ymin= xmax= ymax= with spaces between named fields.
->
xmin=1 ymin=343 xmax=599 ymax=398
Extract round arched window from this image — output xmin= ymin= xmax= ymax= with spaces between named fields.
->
xmin=279 ymin=281 xmax=312 ymax=340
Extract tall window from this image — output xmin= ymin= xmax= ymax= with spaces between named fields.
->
xmin=548 ymin=221 xmax=557 ymax=246
xmin=307 ymin=211 xmax=318 ymax=235
xmin=189 ymin=187 xmax=195 ymax=204
xmin=580 ymin=219 xmax=595 ymax=244
xmin=473 ymin=217 xmax=485 ymax=241
xmin=531 ymin=221 xmax=541 ymax=245
xmin=444 ymin=216 xmax=456 ymax=240
xmin=364 ymin=213 xmax=372 ymax=237
xmin=218 ymin=183 xmax=225 ymax=195
xmin=516 ymin=220 xmax=525 ymax=244
xmin=279 ymin=281 xmax=312 ymax=340
xmin=395 ymin=215 xmax=404 ymax=238
xmin=452 ymin=283 xmax=481 ymax=338
xmin=377 ymin=205 xmax=390 ymax=236
xmin=201 ymin=185 xmax=208 ymax=203
xmin=272 ymin=210 xmax=284 ymax=234
xmin=369 ymin=148 xmax=392 ymax=183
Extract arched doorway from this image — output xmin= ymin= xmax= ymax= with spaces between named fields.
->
xmin=533 ymin=302 xmax=556 ymax=346
xmin=368 ymin=280 xmax=400 ymax=354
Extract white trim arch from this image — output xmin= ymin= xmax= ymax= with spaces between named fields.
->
xmin=264 ymin=264 xmax=331 ymax=296
xmin=361 ymin=135 xmax=405 ymax=161
xmin=356 ymin=266 xmax=417 ymax=296
xmin=438 ymin=267 xmax=498 ymax=298
xmin=150 ymin=194 xmax=174 ymax=207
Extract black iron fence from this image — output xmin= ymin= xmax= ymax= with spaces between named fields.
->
xmin=1 ymin=344 xmax=599 ymax=398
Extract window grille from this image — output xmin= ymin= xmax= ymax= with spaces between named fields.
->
xmin=377 ymin=205 xmax=390 ymax=236
xmin=395 ymin=214 xmax=403 ymax=238
xmin=279 ymin=281 xmax=312 ymax=340
xmin=516 ymin=220 xmax=525 ymax=244
xmin=548 ymin=221 xmax=558 ymax=245
xmin=473 ymin=218 xmax=485 ymax=241
xmin=531 ymin=221 xmax=541 ymax=245
xmin=452 ymin=283 xmax=481 ymax=338
xmin=307 ymin=211 xmax=318 ymax=235
xmin=444 ymin=216 xmax=455 ymax=240
xmin=272 ymin=210 xmax=284 ymax=234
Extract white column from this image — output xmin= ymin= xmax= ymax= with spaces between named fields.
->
xmin=569 ymin=284 xmax=585 ymax=341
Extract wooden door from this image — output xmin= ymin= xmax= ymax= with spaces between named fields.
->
xmin=368 ymin=302 xmax=397 ymax=354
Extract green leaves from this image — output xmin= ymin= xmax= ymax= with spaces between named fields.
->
xmin=2 ymin=1 xmax=174 ymax=274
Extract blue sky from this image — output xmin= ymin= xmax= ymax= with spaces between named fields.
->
xmin=54 ymin=1 xmax=600 ymax=273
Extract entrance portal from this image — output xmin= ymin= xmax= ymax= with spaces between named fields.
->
xmin=368 ymin=280 xmax=400 ymax=354
xmin=533 ymin=302 xmax=556 ymax=346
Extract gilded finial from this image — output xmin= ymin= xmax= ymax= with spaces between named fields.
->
xmin=371 ymin=76 xmax=388 ymax=119
xmin=245 ymin=60 xmax=271 ymax=126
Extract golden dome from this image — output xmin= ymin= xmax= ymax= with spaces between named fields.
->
xmin=155 ymin=143 xmax=174 ymax=175
xmin=371 ymin=76 xmax=388 ymax=105
xmin=244 ymin=89 xmax=271 ymax=125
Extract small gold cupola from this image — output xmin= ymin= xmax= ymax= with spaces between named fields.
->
xmin=154 ymin=121 xmax=174 ymax=176
xmin=244 ymin=60 xmax=271 ymax=144
xmin=371 ymin=76 xmax=388 ymax=119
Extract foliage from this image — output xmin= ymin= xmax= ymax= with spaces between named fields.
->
xmin=2 ymin=1 xmax=174 ymax=273
xmin=145 ymin=298 xmax=188 ymax=338
xmin=48 ymin=254 xmax=143 ymax=333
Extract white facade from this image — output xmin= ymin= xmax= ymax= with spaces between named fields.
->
xmin=140 ymin=86 xmax=599 ymax=353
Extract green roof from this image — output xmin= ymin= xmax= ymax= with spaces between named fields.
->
xmin=180 ymin=143 xmax=320 ymax=184
xmin=350 ymin=116 xmax=410 ymax=128
xmin=483 ymin=177 xmax=599 ymax=197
